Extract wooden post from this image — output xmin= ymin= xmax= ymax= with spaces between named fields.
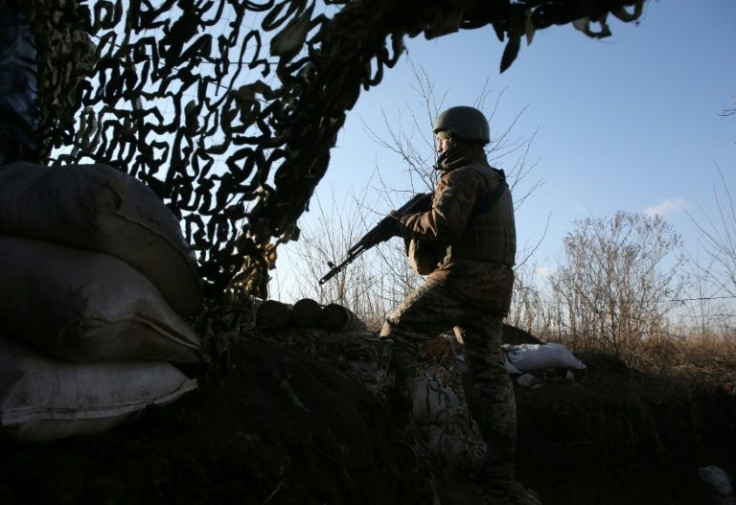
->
xmin=319 ymin=303 xmax=366 ymax=332
xmin=255 ymin=300 xmax=292 ymax=330
xmin=292 ymin=298 xmax=322 ymax=327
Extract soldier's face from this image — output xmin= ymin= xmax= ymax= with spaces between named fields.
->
xmin=436 ymin=137 xmax=451 ymax=154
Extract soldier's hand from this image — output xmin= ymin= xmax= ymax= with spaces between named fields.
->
xmin=387 ymin=210 xmax=403 ymax=237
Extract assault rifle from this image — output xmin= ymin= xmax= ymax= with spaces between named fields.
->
xmin=319 ymin=192 xmax=431 ymax=285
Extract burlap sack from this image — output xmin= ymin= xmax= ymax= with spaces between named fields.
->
xmin=0 ymin=337 xmax=197 ymax=442
xmin=0 ymin=162 xmax=202 ymax=315
xmin=0 ymin=235 xmax=201 ymax=363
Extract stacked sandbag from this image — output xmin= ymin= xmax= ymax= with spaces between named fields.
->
xmin=0 ymin=162 xmax=202 ymax=315
xmin=0 ymin=162 xmax=203 ymax=440
xmin=0 ymin=235 xmax=201 ymax=363
xmin=0 ymin=338 xmax=197 ymax=442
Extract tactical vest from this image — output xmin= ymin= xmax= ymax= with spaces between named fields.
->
xmin=442 ymin=163 xmax=516 ymax=266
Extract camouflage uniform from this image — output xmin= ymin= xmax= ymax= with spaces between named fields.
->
xmin=380 ymin=144 xmax=517 ymax=492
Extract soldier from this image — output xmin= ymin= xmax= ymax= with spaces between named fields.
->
xmin=380 ymin=105 xmax=519 ymax=500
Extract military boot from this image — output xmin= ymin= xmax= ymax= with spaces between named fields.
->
xmin=384 ymin=384 xmax=413 ymax=435
xmin=380 ymin=363 xmax=417 ymax=438
xmin=470 ymin=432 xmax=516 ymax=499
xmin=379 ymin=339 xmax=421 ymax=439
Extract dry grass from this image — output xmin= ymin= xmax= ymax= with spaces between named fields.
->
xmin=642 ymin=333 xmax=736 ymax=394
xmin=542 ymin=327 xmax=736 ymax=395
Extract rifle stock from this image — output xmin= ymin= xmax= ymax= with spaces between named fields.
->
xmin=319 ymin=192 xmax=431 ymax=285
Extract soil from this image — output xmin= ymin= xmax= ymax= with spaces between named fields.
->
xmin=1 ymin=324 xmax=734 ymax=505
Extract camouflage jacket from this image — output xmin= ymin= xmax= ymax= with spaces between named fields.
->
xmin=398 ymin=148 xmax=516 ymax=315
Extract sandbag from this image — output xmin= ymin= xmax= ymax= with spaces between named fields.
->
xmin=502 ymin=343 xmax=586 ymax=372
xmin=414 ymin=373 xmax=462 ymax=426
xmin=0 ymin=235 xmax=201 ymax=363
xmin=0 ymin=162 xmax=202 ymax=315
xmin=413 ymin=365 xmax=486 ymax=463
xmin=0 ymin=337 xmax=197 ymax=443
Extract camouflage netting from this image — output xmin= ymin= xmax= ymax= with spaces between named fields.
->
xmin=21 ymin=0 xmax=646 ymax=300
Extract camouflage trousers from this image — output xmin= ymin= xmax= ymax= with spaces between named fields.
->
xmin=379 ymin=278 xmax=517 ymax=442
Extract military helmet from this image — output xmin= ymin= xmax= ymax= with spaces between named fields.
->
xmin=433 ymin=106 xmax=490 ymax=144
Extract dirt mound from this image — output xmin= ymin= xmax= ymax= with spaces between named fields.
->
xmin=0 ymin=337 xmax=432 ymax=505
xmin=515 ymin=351 xmax=718 ymax=504
xmin=1 ymin=329 xmax=734 ymax=505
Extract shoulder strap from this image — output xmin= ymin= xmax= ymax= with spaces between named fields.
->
xmin=473 ymin=168 xmax=508 ymax=215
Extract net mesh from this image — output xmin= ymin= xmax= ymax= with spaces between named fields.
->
xmin=20 ymin=0 xmax=645 ymax=299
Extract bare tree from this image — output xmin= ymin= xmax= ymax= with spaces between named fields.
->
xmin=675 ymin=251 xmax=734 ymax=340
xmin=363 ymin=61 xmax=543 ymax=213
xmin=507 ymin=260 xmax=550 ymax=334
xmin=688 ymin=166 xmax=736 ymax=300
xmin=270 ymin=173 xmax=426 ymax=330
xmin=547 ymin=211 xmax=686 ymax=362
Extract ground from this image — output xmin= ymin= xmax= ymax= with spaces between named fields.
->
xmin=1 ymin=324 xmax=734 ymax=505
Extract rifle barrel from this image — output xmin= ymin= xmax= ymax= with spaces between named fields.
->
xmin=318 ymin=254 xmax=354 ymax=285
xmin=318 ymin=192 xmax=431 ymax=285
